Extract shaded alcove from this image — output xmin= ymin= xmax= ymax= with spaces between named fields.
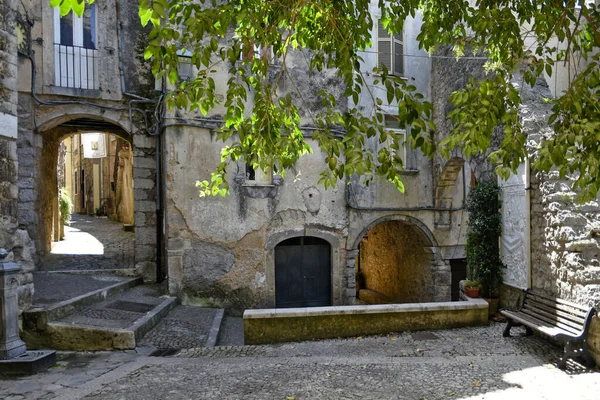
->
xmin=356 ymin=220 xmax=433 ymax=304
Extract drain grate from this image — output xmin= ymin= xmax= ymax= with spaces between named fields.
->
xmin=411 ymin=332 xmax=439 ymax=341
xmin=149 ymin=348 xmax=181 ymax=357
xmin=105 ymin=300 xmax=154 ymax=313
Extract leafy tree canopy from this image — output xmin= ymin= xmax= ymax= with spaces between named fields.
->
xmin=54 ymin=0 xmax=600 ymax=199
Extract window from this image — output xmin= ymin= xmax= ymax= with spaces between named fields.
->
xmin=384 ymin=115 xmax=407 ymax=166
xmin=245 ymin=162 xmax=272 ymax=185
xmin=177 ymin=49 xmax=194 ymax=81
xmin=377 ymin=20 xmax=404 ymax=76
xmin=74 ymin=168 xmax=79 ymax=195
xmin=54 ymin=5 xmax=98 ymax=89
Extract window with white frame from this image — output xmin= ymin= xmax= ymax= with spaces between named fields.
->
xmin=377 ymin=19 xmax=404 ymax=77
xmin=177 ymin=49 xmax=194 ymax=81
xmin=245 ymin=161 xmax=272 ymax=185
xmin=383 ymin=115 xmax=407 ymax=166
xmin=54 ymin=5 xmax=99 ymax=89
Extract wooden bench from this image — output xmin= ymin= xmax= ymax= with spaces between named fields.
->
xmin=501 ymin=290 xmax=596 ymax=369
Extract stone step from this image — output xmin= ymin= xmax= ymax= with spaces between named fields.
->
xmin=24 ymin=274 xmax=143 ymax=331
xmin=23 ymin=284 xmax=179 ymax=351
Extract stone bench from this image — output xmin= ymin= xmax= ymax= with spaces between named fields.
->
xmin=501 ymin=289 xmax=596 ymax=369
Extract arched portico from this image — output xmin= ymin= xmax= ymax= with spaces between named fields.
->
xmin=345 ymin=214 xmax=450 ymax=305
xmin=17 ymin=109 xmax=157 ymax=272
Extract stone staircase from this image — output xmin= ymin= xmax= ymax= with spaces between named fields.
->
xmin=22 ymin=273 xmax=178 ymax=351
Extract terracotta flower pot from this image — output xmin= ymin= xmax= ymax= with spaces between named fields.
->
xmin=465 ymin=286 xmax=480 ymax=298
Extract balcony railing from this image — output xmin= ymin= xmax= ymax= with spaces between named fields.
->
xmin=54 ymin=44 xmax=99 ymax=90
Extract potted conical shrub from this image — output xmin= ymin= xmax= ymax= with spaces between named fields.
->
xmin=465 ymin=181 xmax=506 ymax=313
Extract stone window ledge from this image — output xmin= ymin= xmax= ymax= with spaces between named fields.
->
xmin=400 ymin=169 xmax=419 ymax=176
xmin=235 ymin=175 xmax=283 ymax=199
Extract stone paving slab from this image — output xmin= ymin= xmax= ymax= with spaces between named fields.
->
xmin=216 ymin=316 xmax=244 ymax=346
xmin=57 ymin=284 xmax=169 ymax=330
xmin=139 ymin=306 xmax=220 ymax=349
xmin=33 ymin=274 xmax=129 ymax=306
xmin=1 ymin=323 xmax=598 ymax=400
xmin=42 ymin=215 xmax=134 ymax=272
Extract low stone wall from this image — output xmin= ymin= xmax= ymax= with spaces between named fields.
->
xmin=244 ymin=299 xmax=488 ymax=345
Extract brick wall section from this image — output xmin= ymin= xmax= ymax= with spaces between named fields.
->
xmin=0 ymin=0 xmax=35 ymax=311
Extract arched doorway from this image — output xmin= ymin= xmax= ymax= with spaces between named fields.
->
xmin=356 ymin=220 xmax=435 ymax=304
xmin=275 ymin=236 xmax=331 ymax=308
xmin=37 ymin=117 xmax=136 ymax=271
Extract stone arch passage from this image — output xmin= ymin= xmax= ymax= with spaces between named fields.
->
xmin=345 ymin=215 xmax=450 ymax=305
xmin=18 ymin=112 xmax=156 ymax=273
xmin=356 ymin=220 xmax=434 ymax=304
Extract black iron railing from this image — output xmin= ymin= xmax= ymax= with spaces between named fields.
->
xmin=54 ymin=44 xmax=99 ymax=90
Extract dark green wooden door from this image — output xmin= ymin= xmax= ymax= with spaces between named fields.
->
xmin=275 ymin=237 xmax=331 ymax=308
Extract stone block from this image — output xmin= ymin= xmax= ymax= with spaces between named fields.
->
xmin=135 ymin=200 xmax=156 ymax=212
xmin=168 ymin=237 xmax=186 ymax=251
xmin=134 ymin=211 xmax=147 ymax=227
xmin=135 ymin=227 xmax=156 ymax=245
xmin=135 ymin=261 xmax=157 ymax=283
xmin=133 ymin=134 xmax=156 ymax=149
xmin=433 ymin=271 xmax=451 ymax=286
xmin=134 ymin=168 xmax=153 ymax=179
xmin=133 ymin=157 xmax=156 ymax=169
xmin=135 ymin=244 xmax=155 ymax=262
xmin=18 ymin=188 xmax=33 ymax=202
xmin=134 ymin=179 xmax=155 ymax=190
xmin=16 ymin=177 xmax=34 ymax=190
xmin=134 ymin=188 xmax=149 ymax=200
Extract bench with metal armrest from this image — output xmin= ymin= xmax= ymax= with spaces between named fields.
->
xmin=501 ymin=289 xmax=596 ymax=370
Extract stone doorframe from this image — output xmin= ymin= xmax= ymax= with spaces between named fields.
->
xmin=20 ymin=108 xmax=157 ymax=267
xmin=345 ymin=214 xmax=451 ymax=304
xmin=265 ymin=227 xmax=344 ymax=308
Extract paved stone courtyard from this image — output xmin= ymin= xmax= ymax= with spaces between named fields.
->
xmin=139 ymin=306 xmax=219 ymax=349
xmin=1 ymin=322 xmax=598 ymax=399
xmin=41 ymin=215 xmax=135 ymax=271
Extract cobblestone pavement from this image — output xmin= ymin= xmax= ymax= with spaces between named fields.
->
xmin=41 ymin=215 xmax=134 ymax=271
xmin=1 ymin=322 xmax=598 ymax=399
xmin=139 ymin=306 xmax=219 ymax=349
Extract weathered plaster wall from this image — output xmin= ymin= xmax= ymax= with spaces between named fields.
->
xmin=165 ymin=127 xmax=348 ymax=313
xmin=358 ymin=221 xmax=434 ymax=303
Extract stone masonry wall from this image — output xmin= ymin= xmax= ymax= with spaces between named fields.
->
xmin=530 ymin=172 xmax=600 ymax=364
xmin=520 ymin=75 xmax=600 ymax=365
xmin=0 ymin=0 xmax=36 ymax=312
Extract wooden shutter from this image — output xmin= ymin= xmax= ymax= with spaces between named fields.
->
xmin=377 ymin=20 xmax=392 ymax=72
xmin=393 ymin=32 xmax=404 ymax=76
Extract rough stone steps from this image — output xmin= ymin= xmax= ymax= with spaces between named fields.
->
xmin=23 ymin=283 xmax=179 ymax=351
xmin=25 ymin=274 xmax=143 ymax=330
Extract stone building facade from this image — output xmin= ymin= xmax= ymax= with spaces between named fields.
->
xmin=1 ymin=0 xmax=597 ymax=365
xmin=163 ymin=8 xmax=471 ymax=313
xmin=0 ymin=0 xmax=36 ymax=311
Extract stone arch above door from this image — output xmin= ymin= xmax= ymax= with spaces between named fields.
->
xmin=265 ymin=226 xmax=344 ymax=308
